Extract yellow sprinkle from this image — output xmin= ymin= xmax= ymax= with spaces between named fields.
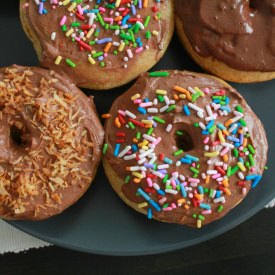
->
xmin=62 ymin=0 xmax=70 ymax=5
xmin=141 ymin=120 xmax=153 ymax=125
xmin=138 ymin=202 xmax=148 ymax=208
xmin=218 ymin=130 xmax=225 ymax=143
xmin=68 ymin=2 xmax=76 ymax=12
xmin=131 ymin=93 xmax=141 ymax=100
xmin=204 ymin=151 xmax=219 ymax=157
xmin=141 ymin=146 xmax=149 ymax=150
xmin=155 ymin=89 xmax=167 ymax=95
xmin=86 ymin=28 xmax=95 ymax=38
xmin=197 ymin=219 xmax=202 ymax=229
xmin=132 ymin=172 xmax=144 ymax=179
xmin=179 ymin=94 xmax=187 ymax=99
xmin=115 ymin=0 xmax=121 ymax=7
xmin=118 ymin=41 xmax=125 ymax=52
xmin=177 ymin=198 xmax=186 ymax=204
xmin=194 ymin=87 xmax=205 ymax=97
xmin=55 ymin=56 xmax=62 ymax=65
xmin=152 ymin=30 xmax=159 ymax=36
xmin=88 ymin=56 xmax=96 ymax=65
xmin=238 ymin=162 xmax=246 ymax=172
xmin=138 ymin=140 xmax=149 ymax=147
xmin=66 ymin=28 xmax=74 ymax=37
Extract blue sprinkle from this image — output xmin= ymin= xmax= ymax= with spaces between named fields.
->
xmin=239 ymin=157 xmax=244 ymax=164
xmin=220 ymin=106 xmax=231 ymax=112
xmin=251 ymin=175 xmax=262 ymax=188
xmin=225 ymin=96 xmax=230 ymax=105
xmin=144 ymin=98 xmax=150 ymax=102
xmin=132 ymin=144 xmax=138 ymax=152
xmin=217 ymin=123 xmax=226 ymax=130
xmin=121 ymin=15 xmax=131 ymax=25
xmin=157 ymin=189 xmax=165 ymax=196
xmin=198 ymin=186 xmax=204 ymax=194
xmin=131 ymin=4 xmax=137 ymax=15
xmin=183 ymin=105 xmax=191 ymax=116
xmin=245 ymin=174 xmax=258 ymax=181
xmin=175 ymin=178 xmax=181 ymax=186
xmin=147 ymin=208 xmax=152 ymax=219
xmin=200 ymin=203 xmax=211 ymax=210
xmin=180 ymin=184 xmax=187 ymax=198
xmin=164 ymin=157 xmax=173 ymax=165
xmin=227 ymin=136 xmax=240 ymax=142
xmin=148 ymin=199 xmax=161 ymax=212
xmin=202 ymin=130 xmax=209 ymax=135
xmin=239 ymin=134 xmax=244 ymax=145
xmin=215 ymin=190 xmax=222 ymax=198
xmin=185 ymin=154 xmax=199 ymax=162
xmin=137 ymin=188 xmax=150 ymax=201
xmin=137 ymin=107 xmax=147 ymax=114
xmin=96 ymin=38 xmax=113 ymax=44
xmin=206 ymin=120 xmax=215 ymax=130
xmin=180 ymin=158 xmax=192 ymax=164
xmin=114 ymin=144 xmax=120 ymax=157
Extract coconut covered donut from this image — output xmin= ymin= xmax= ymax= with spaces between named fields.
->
xmin=0 ymin=65 xmax=104 ymax=220
xmin=20 ymin=0 xmax=174 ymax=90
xmin=103 ymin=70 xmax=268 ymax=228
xmin=175 ymin=0 xmax=275 ymax=83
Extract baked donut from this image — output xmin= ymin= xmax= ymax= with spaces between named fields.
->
xmin=20 ymin=0 xmax=174 ymax=90
xmin=0 ymin=65 xmax=104 ymax=220
xmin=103 ymin=70 xmax=268 ymax=227
xmin=175 ymin=0 xmax=275 ymax=83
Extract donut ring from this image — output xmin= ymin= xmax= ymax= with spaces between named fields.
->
xmin=175 ymin=0 xmax=275 ymax=83
xmin=103 ymin=70 xmax=268 ymax=227
xmin=20 ymin=0 xmax=174 ymax=90
xmin=0 ymin=65 xmax=104 ymax=220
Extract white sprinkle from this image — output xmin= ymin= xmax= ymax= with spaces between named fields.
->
xmin=153 ymin=98 xmax=158 ymax=105
xmin=201 ymin=173 xmax=206 ymax=179
xmin=213 ymin=196 xmax=226 ymax=203
xmin=176 ymin=161 xmax=181 ymax=167
xmin=149 ymin=156 xmax=157 ymax=164
xmin=147 ymin=108 xmax=158 ymax=113
xmin=197 ymin=111 xmax=204 ymax=118
xmin=51 ymin=32 xmax=56 ymax=40
xmin=125 ymin=110 xmax=136 ymax=119
xmin=204 ymin=145 xmax=209 ymax=151
xmin=124 ymin=154 xmax=136 ymax=160
xmin=165 ymin=189 xmax=178 ymax=195
xmin=158 ymin=164 xmax=169 ymax=170
xmin=187 ymin=87 xmax=197 ymax=94
xmin=153 ymin=183 xmax=160 ymax=190
xmin=206 ymin=105 xmax=213 ymax=116
xmin=221 ymin=142 xmax=234 ymax=149
xmin=138 ymin=158 xmax=147 ymax=164
xmin=139 ymin=148 xmax=154 ymax=159
xmin=238 ymin=172 xmax=245 ymax=180
xmin=166 ymin=124 xmax=172 ymax=132
xmin=170 ymin=100 xmax=176 ymax=104
xmin=199 ymin=122 xmax=206 ymax=130
xmin=207 ymin=170 xmax=218 ymax=175
xmin=129 ymin=166 xmax=142 ymax=171
xmin=117 ymin=145 xmax=132 ymax=158
xmin=113 ymin=41 xmax=120 ymax=46
xmin=151 ymin=170 xmax=164 ymax=178
xmin=163 ymin=96 xmax=170 ymax=105
xmin=228 ymin=123 xmax=238 ymax=133
xmin=179 ymin=175 xmax=186 ymax=181
xmin=143 ymin=134 xmax=157 ymax=143
xmin=242 ymin=188 xmax=247 ymax=195
xmin=160 ymin=105 xmax=169 ymax=112
xmin=215 ymin=162 xmax=224 ymax=166
xmin=205 ymin=115 xmax=216 ymax=121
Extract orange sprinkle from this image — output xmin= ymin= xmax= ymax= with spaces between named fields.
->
xmin=134 ymin=178 xmax=141 ymax=184
xmin=223 ymin=154 xmax=229 ymax=162
xmin=224 ymin=119 xmax=233 ymax=127
xmin=144 ymin=124 xmax=152 ymax=128
xmin=154 ymin=15 xmax=159 ymax=21
xmin=173 ymin=85 xmax=192 ymax=101
xmin=143 ymin=0 xmax=148 ymax=8
xmin=238 ymin=128 xmax=243 ymax=134
xmin=195 ymin=194 xmax=204 ymax=201
xmin=115 ymin=117 xmax=121 ymax=128
xmin=104 ymin=42 xmax=112 ymax=53
xmin=177 ymin=198 xmax=186 ymax=204
xmin=243 ymin=137 xmax=248 ymax=147
xmin=224 ymin=188 xmax=231 ymax=195
xmin=101 ymin=113 xmax=111 ymax=119
xmin=222 ymin=179 xmax=229 ymax=187
xmin=173 ymin=94 xmax=179 ymax=101
xmin=205 ymin=175 xmax=210 ymax=184
xmin=114 ymin=16 xmax=122 ymax=22
xmin=132 ymin=138 xmax=139 ymax=143
xmin=126 ymin=166 xmax=130 ymax=171
xmin=184 ymin=204 xmax=189 ymax=209
xmin=222 ymin=129 xmax=229 ymax=136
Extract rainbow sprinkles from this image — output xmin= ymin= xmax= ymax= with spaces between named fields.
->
xmin=104 ymin=71 xmax=266 ymax=228
xmin=32 ymin=0 xmax=165 ymax=69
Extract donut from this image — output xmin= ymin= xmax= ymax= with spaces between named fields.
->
xmin=20 ymin=0 xmax=174 ymax=90
xmin=175 ymin=0 xmax=275 ymax=83
xmin=0 ymin=65 xmax=104 ymax=220
xmin=103 ymin=70 xmax=268 ymax=228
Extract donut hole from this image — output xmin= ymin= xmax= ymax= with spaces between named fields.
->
xmin=10 ymin=124 xmax=31 ymax=148
xmin=174 ymin=130 xmax=194 ymax=152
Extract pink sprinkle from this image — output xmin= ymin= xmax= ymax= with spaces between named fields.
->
xmin=99 ymin=7 xmax=106 ymax=12
xmin=118 ymin=110 xmax=126 ymax=116
xmin=251 ymin=167 xmax=256 ymax=172
xmin=118 ymin=8 xmax=125 ymax=11
xmin=23 ymin=3 xmax=29 ymax=8
xmin=77 ymin=4 xmax=83 ymax=15
xmin=220 ymin=147 xmax=229 ymax=156
xmin=92 ymin=24 xmax=96 ymax=28
xmin=192 ymin=163 xmax=196 ymax=167
xmin=60 ymin=16 xmax=67 ymax=26
xmin=152 ymin=137 xmax=161 ymax=146
xmin=212 ymin=173 xmax=221 ymax=179
xmin=202 ymin=210 xmax=212 ymax=215
xmin=188 ymin=178 xmax=200 ymax=183
xmin=104 ymin=17 xmax=114 ymax=24
xmin=135 ymin=47 xmax=144 ymax=54
xmin=203 ymin=137 xmax=209 ymax=144
xmin=171 ymin=203 xmax=177 ymax=209
xmin=133 ymin=99 xmax=142 ymax=104
xmin=163 ymin=207 xmax=173 ymax=211
xmin=146 ymin=178 xmax=153 ymax=187
xmin=242 ymin=187 xmax=247 ymax=195
xmin=188 ymin=193 xmax=193 ymax=198
xmin=139 ymin=102 xmax=152 ymax=107
xmin=159 ymin=197 xmax=167 ymax=204
xmin=204 ymin=88 xmax=210 ymax=94
xmin=182 ymin=182 xmax=187 ymax=186
xmin=127 ymin=49 xmax=133 ymax=58
xmin=104 ymin=53 xmax=108 ymax=57
xmin=239 ymin=146 xmax=244 ymax=151
xmin=171 ymin=180 xmax=176 ymax=189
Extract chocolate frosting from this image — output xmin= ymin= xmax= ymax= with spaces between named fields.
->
xmin=21 ymin=0 xmax=170 ymax=88
xmin=175 ymin=0 xmax=275 ymax=72
xmin=0 ymin=65 xmax=104 ymax=220
xmin=104 ymin=70 xmax=268 ymax=227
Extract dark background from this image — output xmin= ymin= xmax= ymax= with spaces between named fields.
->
xmin=0 ymin=1 xmax=274 ymax=274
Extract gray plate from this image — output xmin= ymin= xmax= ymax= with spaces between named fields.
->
xmin=2 ymin=1 xmax=275 ymax=256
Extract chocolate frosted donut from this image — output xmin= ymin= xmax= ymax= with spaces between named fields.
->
xmin=175 ymin=0 xmax=275 ymax=83
xmin=20 ymin=0 xmax=174 ymax=90
xmin=103 ymin=70 xmax=268 ymax=227
xmin=0 ymin=65 xmax=104 ymax=220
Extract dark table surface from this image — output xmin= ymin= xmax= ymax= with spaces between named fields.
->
xmin=0 ymin=1 xmax=275 ymax=274
xmin=0 ymin=207 xmax=274 ymax=275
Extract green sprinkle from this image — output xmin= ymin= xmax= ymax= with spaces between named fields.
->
xmin=193 ymin=174 xmax=198 ymax=178
xmin=227 ymin=166 xmax=232 ymax=177
xmin=144 ymin=15 xmax=151 ymax=27
xmin=71 ymin=22 xmax=80 ymax=27
xmin=97 ymin=12 xmax=105 ymax=26
xmin=192 ymin=214 xmax=197 ymax=219
xmin=198 ymin=215 xmax=205 ymax=221
xmin=209 ymin=189 xmax=214 ymax=198
xmin=113 ymin=50 xmax=118 ymax=55
xmin=136 ymin=132 xmax=141 ymax=139
xmin=248 ymin=154 xmax=255 ymax=166
xmin=157 ymin=95 xmax=164 ymax=102
xmin=103 ymin=143 xmax=108 ymax=155
xmin=153 ymin=116 xmax=165 ymax=124
xmin=163 ymin=174 xmax=169 ymax=183
xmin=193 ymin=123 xmax=199 ymax=128
xmin=163 ymin=203 xmax=169 ymax=208
xmin=128 ymin=122 xmax=135 ymax=129
xmin=166 ymin=105 xmax=176 ymax=112
xmin=236 ymin=105 xmax=243 ymax=113
xmin=230 ymin=165 xmax=239 ymax=176
xmin=217 ymin=205 xmax=223 ymax=212
xmin=204 ymin=188 xmax=209 ymax=193
xmin=145 ymin=31 xmax=151 ymax=39
xmin=233 ymin=148 xmax=239 ymax=158
xmin=149 ymin=71 xmax=170 ymax=77
xmin=66 ymin=58 xmax=76 ymax=68
xmin=92 ymin=51 xmax=104 ymax=58
xmin=89 ymin=41 xmax=96 ymax=45
xmin=239 ymin=119 xmax=247 ymax=126
xmin=209 ymin=125 xmax=216 ymax=133
xmin=248 ymin=144 xmax=255 ymax=154
xmin=173 ymin=149 xmax=184 ymax=156
xmin=191 ymin=92 xmax=200 ymax=102
xmin=125 ymin=175 xmax=131 ymax=184
xmin=176 ymin=185 xmax=181 ymax=191
xmin=265 ymin=166 xmax=268 ymax=170
xmin=61 ymin=25 xmax=67 ymax=32
xmin=176 ymin=130 xmax=184 ymax=135
xmin=245 ymin=161 xmax=251 ymax=168
xmin=147 ymin=128 xmax=154 ymax=135
xmin=190 ymin=167 xmax=199 ymax=174
xmin=100 ymin=61 xmax=105 ymax=67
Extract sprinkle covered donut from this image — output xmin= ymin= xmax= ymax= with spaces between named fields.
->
xmin=103 ymin=70 xmax=268 ymax=227
xmin=175 ymin=0 xmax=275 ymax=83
xmin=20 ymin=0 xmax=174 ymax=90
xmin=0 ymin=66 xmax=104 ymax=220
